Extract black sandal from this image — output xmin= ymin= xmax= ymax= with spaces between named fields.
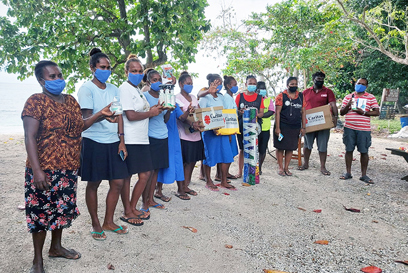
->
xmin=340 ymin=173 xmax=353 ymax=180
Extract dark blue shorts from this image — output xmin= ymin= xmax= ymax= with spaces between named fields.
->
xmin=342 ymin=127 xmax=371 ymax=154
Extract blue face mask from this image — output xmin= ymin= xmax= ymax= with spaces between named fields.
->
xmin=247 ymin=85 xmax=257 ymax=92
xmin=44 ymin=79 xmax=66 ymax=95
xmin=151 ymin=81 xmax=162 ymax=92
xmin=128 ymin=73 xmax=144 ymax=86
xmin=259 ymin=89 xmax=267 ymax=97
xmin=216 ymin=85 xmax=223 ymax=93
xmin=183 ymin=84 xmax=193 ymax=94
xmin=94 ymin=69 xmax=111 ymax=83
xmin=230 ymin=86 xmax=238 ymax=94
xmin=355 ymin=84 xmax=367 ymax=93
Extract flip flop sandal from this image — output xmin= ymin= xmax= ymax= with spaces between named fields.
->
xmin=185 ymin=189 xmax=198 ymax=196
xmin=340 ymin=173 xmax=353 ymax=180
xmin=104 ymin=225 xmax=128 ymax=234
xmin=149 ymin=203 xmax=166 ymax=209
xmin=298 ymin=166 xmax=308 ymax=171
xmin=214 ymin=178 xmax=231 ymax=183
xmin=49 ymin=249 xmax=81 ymax=259
xmin=360 ymin=175 xmax=374 ymax=184
xmin=284 ymin=170 xmax=293 ymax=176
xmin=277 ymin=170 xmax=286 ymax=176
xmin=90 ymin=229 xmax=106 ymax=241
xmin=321 ymin=170 xmax=331 ymax=176
xmin=175 ymin=193 xmax=191 ymax=200
xmin=219 ymin=185 xmax=237 ymax=191
xmin=120 ymin=216 xmax=144 ymax=226
xmin=227 ymin=174 xmax=239 ymax=180
xmin=154 ymin=194 xmax=171 ymax=202
xmin=205 ymin=185 xmax=219 ymax=192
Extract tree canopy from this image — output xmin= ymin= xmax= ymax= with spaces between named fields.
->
xmin=0 ymin=0 xmax=210 ymax=92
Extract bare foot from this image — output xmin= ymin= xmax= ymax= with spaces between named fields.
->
xmin=48 ymin=247 xmax=81 ymax=259
xmin=30 ymin=263 xmax=45 ymax=273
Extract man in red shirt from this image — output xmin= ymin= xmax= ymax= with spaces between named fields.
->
xmin=300 ymin=72 xmax=338 ymax=175
xmin=339 ymin=78 xmax=379 ymax=184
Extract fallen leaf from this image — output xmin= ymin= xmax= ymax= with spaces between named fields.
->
xmin=380 ymin=154 xmax=387 ymax=156
xmin=17 ymin=205 xmax=25 ymax=210
xmin=182 ymin=226 xmax=197 ymax=233
xmin=68 ymin=230 xmax=76 ymax=234
xmin=314 ymin=240 xmax=329 ymax=245
xmin=395 ymin=260 xmax=408 ymax=265
xmin=353 ymin=158 xmax=356 ymax=161
xmin=327 ymin=154 xmax=330 ymax=157
xmin=263 ymin=270 xmax=289 ymax=273
xmin=338 ymin=155 xmax=343 ymax=157
xmin=369 ymin=156 xmax=374 ymax=160
xmin=225 ymin=244 xmax=233 ymax=249
xmin=223 ymin=192 xmax=230 ymax=195
xmin=214 ymin=183 xmax=221 ymax=187
xmin=381 ymin=157 xmax=386 ymax=160
xmin=107 ymin=263 xmax=115 ymax=270
xmin=9 ymin=137 xmax=13 ymax=140
xmin=342 ymin=151 xmax=345 ymax=154
xmin=313 ymin=209 xmax=322 ymax=213
xmin=360 ymin=266 xmax=382 ymax=273
xmin=372 ymin=220 xmax=378 ymax=223
xmin=343 ymin=205 xmax=361 ymax=213
xmin=367 ymin=193 xmax=371 ymax=196
xmin=241 ymin=183 xmax=251 ymax=187
xmin=298 ymin=207 xmax=306 ymax=211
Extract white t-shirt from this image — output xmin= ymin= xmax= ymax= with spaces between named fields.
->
xmin=119 ymin=81 xmax=150 ymax=144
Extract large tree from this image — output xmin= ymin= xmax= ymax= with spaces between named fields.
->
xmin=0 ymin=0 xmax=210 ymax=91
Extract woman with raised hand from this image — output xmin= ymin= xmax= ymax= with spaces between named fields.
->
xmin=119 ymin=54 xmax=163 ymax=226
xmin=22 ymin=60 xmax=115 ymax=273
xmin=274 ymin=76 xmax=306 ymax=176
xmin=235 ymin=75 xmax=265 ymax=178
xmin=199 ymin=74 xmax=236 ymax=191
xmin=77 ymin=48 xmax=129 ymax=240
xmin=141 ymin=69 xmax=172 ymax=212
xmin=174 ymin=71 xmax=205 ymax=200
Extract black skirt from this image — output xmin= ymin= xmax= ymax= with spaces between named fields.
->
xmin=149 ymin=137 xmax=169 ymax=170
xmin=79 ymin=138 xmax=128 ymax=181
xmin=273 ymin=125 xmax=300 ymax=151
xmin=125 ymin=144 xmax=154 ymax=175
xmin=180 ymin=139 xmax=205 ymax=163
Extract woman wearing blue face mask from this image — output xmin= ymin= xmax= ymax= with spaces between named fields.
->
xmin=77 ymin=48 xmax=129 ymax=240
xmin=141 ymin=69 xmax=172 ymax=211
xmin=235 ymin=75 xmax=265 ymax=178
xmin=175 ymin=71 xmax=205 ymax=199
xmin=118 ymin=54 xmax=164 ymax=226
xmin=199 ymin=73 xmax=236 ymax=191
xmin=22 ymin=60 xmax=115 ymax=273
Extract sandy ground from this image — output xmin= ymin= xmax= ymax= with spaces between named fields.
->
xmin=0 ymin=132 xmax=407 ymax=273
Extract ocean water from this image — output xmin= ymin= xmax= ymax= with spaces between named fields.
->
xmin=0 ymin=81 xmax=42 ymax=134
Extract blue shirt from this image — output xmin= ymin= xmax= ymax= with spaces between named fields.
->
xmin=199 ymin=93 xmax=225 ymax=108
xmin=144 ymin=91 xmax=168 ymax=139
xmin=223 ymin=92 xmax=237 ymax=110
xmin=77 ymin=81 xmax=120 ymax=144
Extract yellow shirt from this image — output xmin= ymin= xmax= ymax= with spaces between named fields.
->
xmin=262 ymin=97 xmax=272 ymax=131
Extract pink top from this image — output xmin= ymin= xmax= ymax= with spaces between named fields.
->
xmin=176 ymin=93 xmax=201 ymax=141
xmin=341 ymin=92 xmax=379 ymax=131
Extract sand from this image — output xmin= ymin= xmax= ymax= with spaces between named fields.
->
xmin=0 ymin=132 xmax=407 ymax=273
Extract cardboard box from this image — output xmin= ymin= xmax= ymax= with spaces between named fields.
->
xmin=305 ymin=105 xmax=334 ymax=133
xmin=186 ymin=106 xmax=225 ymax=131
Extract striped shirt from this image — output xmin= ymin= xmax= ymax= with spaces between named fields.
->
xmin=342 ymin=92 xmax=379 ymax=131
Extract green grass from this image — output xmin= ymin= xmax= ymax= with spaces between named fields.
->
xmin=371 ymin=117 xmax=402 ymax=134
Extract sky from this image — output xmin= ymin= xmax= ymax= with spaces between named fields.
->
xmin=0 ymin=0 xmax=281 ymax=92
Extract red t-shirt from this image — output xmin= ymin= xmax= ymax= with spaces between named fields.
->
xmin=235 ymin=93 xmax=265 ymax=109
xmin=303 ymin=86 xmax=336 ymax=110
xmin=341 ymin=92 xmax=379 ymax=131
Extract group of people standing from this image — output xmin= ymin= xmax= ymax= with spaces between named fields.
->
xmin=22 ymin=48 xmax=379 ymax=273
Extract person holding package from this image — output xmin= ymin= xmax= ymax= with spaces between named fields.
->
xmin=299 ymin=72 xmax=338 ymax=175
xmin=23 ymin=60 xmax=115 ymax=272
xmin=199 ymin=74 xmax=236 ymax=191
xmin=274 ymin=77 xmax=306 ymax=176
xmin=119 ymin=54 xmax=163 ymax=226
xmin=175 ymin=71 xmax=205 ymax=200
xmin=78 ymin=48 xmax=129 ymax=240
xmin=235 ymin=75 xmax=265 ymax=178
xmin=339 ymin=78 xmax=379 ymax=184
xmin=256 ymin=81 xmax=275 ymax=175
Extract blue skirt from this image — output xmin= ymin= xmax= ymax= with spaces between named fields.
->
xmin=230 ymin=134 xmax=239 ymax=157
xmin=202 ymin=131 xmax=234 ymax=167
xmin=157 ymin=133 xmax=184 ymax=184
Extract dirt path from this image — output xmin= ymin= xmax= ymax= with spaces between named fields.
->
xmin=0 ymin=132 xmax=407 ymax=273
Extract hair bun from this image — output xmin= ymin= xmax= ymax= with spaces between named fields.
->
xmin=180 ymin=71 xmax=189 ymax=76
xmin=206 ymin=74 xmax=213 ymax=80
xmin=89 ymin=48 xmax=102 ymax=56
xmin=127 ymin=54 xmax=138 ymax=60
xmin=223 ymin=75 xmax=228 ymax=80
